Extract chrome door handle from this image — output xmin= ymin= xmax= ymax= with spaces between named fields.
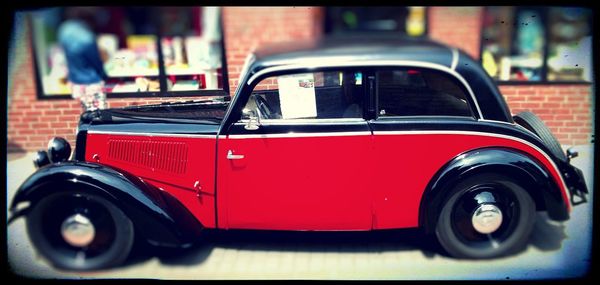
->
xmin=227 ymin=150 xmax=245 ymax=160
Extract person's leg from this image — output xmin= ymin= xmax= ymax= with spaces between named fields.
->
xmin=71 ymin=84 xmax=90 ymax=111
xmin=85 ymin=82 xmax=107 ymax=111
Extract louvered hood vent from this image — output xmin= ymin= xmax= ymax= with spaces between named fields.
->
xmin=107 ymin=139 xmax=188 ymax=174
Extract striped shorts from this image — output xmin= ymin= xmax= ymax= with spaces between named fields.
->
xmin=71 ymin=82 xmax=106 ymax=111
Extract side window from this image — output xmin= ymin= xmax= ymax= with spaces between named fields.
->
xmin=242 ymin=70 xmax=364 ymax=120
xmin=377 ymin=69 xmax=473 ymax=117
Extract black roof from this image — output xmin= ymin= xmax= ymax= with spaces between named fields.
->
xmin=251 ymin=35 xmax=456 ymax=69
xmin=243 ymin=35 xmax=512 ymax=122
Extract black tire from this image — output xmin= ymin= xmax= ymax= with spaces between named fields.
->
xmin=435 ymin=174 xmax=536 ymax=259
xmin=26 ymin=191 xmax=134 ymax=270
xmin=513 ymin=111 xmax=567 ymax=162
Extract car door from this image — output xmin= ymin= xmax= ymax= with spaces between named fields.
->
xmin=217 ymin=69 xmax=373 ymax=230
xmin=368 ymin=67 xmax=479 ymax=230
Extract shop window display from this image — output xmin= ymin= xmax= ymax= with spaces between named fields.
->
xmin=481 ymin=6 xmax=591 ymax=83
xmin=160 ymin=7 xmax=223 ymax=91
xmin=30 ymin=7 xmax=226 ymax=98
xmin=546 ymin=7 xmax=592 ymax=82
xmin=325 ymin=7 xmax=427 ymax=37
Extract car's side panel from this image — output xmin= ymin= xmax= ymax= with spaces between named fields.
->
xmin=370 ymin=131 xmax=569 ymax=230
xmin=217 ymin=123 xmax=373 ymax=230
xmin=85 ymin=133 xmax=217 ymax=228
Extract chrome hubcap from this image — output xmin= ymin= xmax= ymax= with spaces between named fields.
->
xmin=471 ymin=204 xmax=503 ymax=234
xmin=61 ymin=214 xmax=95 ymax=247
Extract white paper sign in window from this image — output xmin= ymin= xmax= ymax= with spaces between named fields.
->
xmin=277 ymin=73 xmax=317 ymax=119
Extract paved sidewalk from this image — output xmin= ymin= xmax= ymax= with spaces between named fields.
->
xmin=6 ymin=145 xmax=594 ymax=279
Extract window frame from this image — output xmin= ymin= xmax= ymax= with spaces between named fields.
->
xmin=238 ymin=67 xmax=369 ymax=123
xmin=29 ymin=8 xmax=230 ymax=100
xmin=479 ymin=6 xmax=592 ymax=85
xmin=372 ymin=66 xmax=478 ymax=120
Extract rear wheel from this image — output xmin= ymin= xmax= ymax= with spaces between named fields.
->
xmin=26 ymin=191 xmax=134 ymax=270
xmin=513 ymin=111 xmax=567 ymax=162
xmin=435 ymin=174 xmax=536 ymax=259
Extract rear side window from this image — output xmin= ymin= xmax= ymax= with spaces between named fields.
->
xmin=377 ymin=69 xmax=473 ymax=117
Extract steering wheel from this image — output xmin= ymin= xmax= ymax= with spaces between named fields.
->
xmin=254 ymin=95 xmax=279 ymax=119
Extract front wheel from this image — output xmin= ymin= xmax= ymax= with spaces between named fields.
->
xmin=435 ymin=174 xmax=536 ymax=259
xmin=26 ymin=191 xmax=135 ymax=270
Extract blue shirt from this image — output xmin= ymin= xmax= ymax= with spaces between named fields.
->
xmin=57 ymin=20 xmax=108 ymax=84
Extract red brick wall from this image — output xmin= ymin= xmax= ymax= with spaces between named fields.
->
xmin=500 ymin=85 xmax=593 ymax=145
xmin=7 ymin=7 xmax=594 ymax=153
xmin=7 ymin=22 xmax=79 ymax=153
xmin=428 ymin=7 xmax=483 ymax=59
xmin=223 ymin=7 xmax=322 ymax=93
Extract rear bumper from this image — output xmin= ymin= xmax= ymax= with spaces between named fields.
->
xmin=564 ymin=163 xmax=588 ymax=206
xmin=545 ymin=151 xmax=588 ymax=221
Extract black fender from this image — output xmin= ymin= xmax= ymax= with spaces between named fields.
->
xmin=9 ymin=161 xmax=203 ymax=247
xmin=420 ymin=147 xmax=569 ymax=234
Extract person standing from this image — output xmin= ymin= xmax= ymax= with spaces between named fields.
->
xmin=57 ymin=19 xmax=108 ymax=111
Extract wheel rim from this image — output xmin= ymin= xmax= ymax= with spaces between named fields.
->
xmin=61 ymin=213 xmax=96 ymax=247
xmin=38 ymin=193 xmax=117 ymax=265
xmin=471 ymin=204 xmax=503 ymax=234
xmin=449 ymin=183 xmax=521 ymax=251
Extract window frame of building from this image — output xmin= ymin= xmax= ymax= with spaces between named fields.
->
xmin=479 ymin=6 xmax=592 ymax=85
xmin=324 ymin=7 xmax=429 ymax=37
xmin=29 ymin=7 xmax=230 ymax=100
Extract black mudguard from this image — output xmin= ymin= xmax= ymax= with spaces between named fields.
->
xmin=420 ymin=147 xmax=570 ymax=234
xmin=8 ymin=161 xmax=203 ymax=248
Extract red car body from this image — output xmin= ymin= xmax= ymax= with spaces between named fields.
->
xmin=85 ymin=131 xmax=571 ymax=231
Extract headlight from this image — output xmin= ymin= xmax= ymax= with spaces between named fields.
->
xmin=47 ymin=137 xmax=72 ymax=163
xmin=33 ymin=150 xmax=51 ymax=168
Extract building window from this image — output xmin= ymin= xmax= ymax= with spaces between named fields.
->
xmin=546 ymin=8 xmax=592 ymax=82
xmin=481 ymin=6 xmax=592 ymax=83
xmin=324 ymin=7 xmax=427 ymax=37
xmin=30 ymin=7 xmax=228 ymax=99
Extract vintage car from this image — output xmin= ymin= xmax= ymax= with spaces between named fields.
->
xmin=8 ymin=36 xmax=588 ymax=270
